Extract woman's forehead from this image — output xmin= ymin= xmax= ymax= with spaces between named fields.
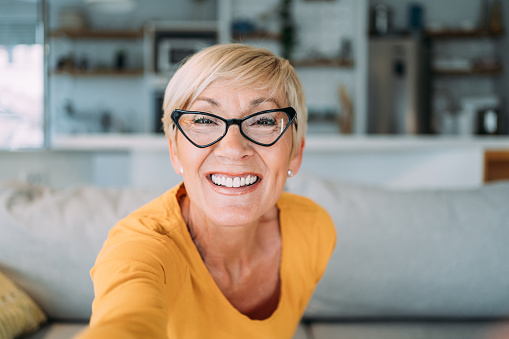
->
xmin=192 ymin=80 xmax=287 ymax=108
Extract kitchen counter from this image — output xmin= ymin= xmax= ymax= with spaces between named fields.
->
xmin=50 ymin=134 xmax=509 ymax=152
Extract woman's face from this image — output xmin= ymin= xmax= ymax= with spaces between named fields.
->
xmin=169 ymin=80 xmax=304 ymax=227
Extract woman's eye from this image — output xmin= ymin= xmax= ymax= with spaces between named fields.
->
xmin=254 ymin=117 xmax=276 ymax=126
xmin=194 ymin=117 xmax=216 ymax=125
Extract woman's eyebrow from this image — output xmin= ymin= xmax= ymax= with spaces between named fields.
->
xmin=251 ymin=98 xmax=281 ymax=108
xmin=194 ymin=97 xmax=281 ymax=108
xmin=195 ymin=97 xmax=220 ymax=106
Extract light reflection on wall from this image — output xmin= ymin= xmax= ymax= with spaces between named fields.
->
xmin=0 ymin=44 xmax=44 ymax=149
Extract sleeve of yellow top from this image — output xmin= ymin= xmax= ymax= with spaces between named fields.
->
xmin=314 ymin=208 xmax=337 ymax=283
xmin=76 ymin=237 xmax=173 ymax=339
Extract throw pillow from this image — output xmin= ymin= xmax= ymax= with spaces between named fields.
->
xmin=0 ymin=270 xmax=47 ymax=339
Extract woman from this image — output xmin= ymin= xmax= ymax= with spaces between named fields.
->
xmin=77 ymin=44 xmax=336 ymax=339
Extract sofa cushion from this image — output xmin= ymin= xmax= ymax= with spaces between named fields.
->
xmin=0 ymin=182 xmax=159 ymax=321
xmin=0 ymin=270 xmax=47 ymax=338
xmin=309 ymin=321 xmax=503 ymax=339
xmin=20 ymin=323 xmax=88 ymax=339
xmin=286 ymin=172 xmax=509 ymax=318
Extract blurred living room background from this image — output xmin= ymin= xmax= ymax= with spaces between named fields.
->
xmin=1 ymin=0 xmax=509 ymax=191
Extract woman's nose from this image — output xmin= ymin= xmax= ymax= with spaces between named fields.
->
xmin=213 ymin=125 xmax=254 ymax=160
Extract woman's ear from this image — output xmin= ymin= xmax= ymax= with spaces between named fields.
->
xmin=168 ymin=139 xmax=183 ymax=175
xmin=288 ymin=137 xmax=305 ymax=176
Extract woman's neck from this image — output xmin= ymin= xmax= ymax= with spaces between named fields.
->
xmin=180 ymin=194 xmax=280 ymax=272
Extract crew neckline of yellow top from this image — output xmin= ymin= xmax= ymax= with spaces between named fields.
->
xmin=170 ymin=183 xmax=286 ymax=324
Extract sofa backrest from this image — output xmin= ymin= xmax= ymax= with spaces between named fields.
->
xmin=286 ymin=172 xmax=509 ymax=319
xmin=2 ymin=176 xmax=509 ymax=321
xmin=0 ymin=182 xmax=160 ymax=321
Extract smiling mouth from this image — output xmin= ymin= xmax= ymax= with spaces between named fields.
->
xmin=210 ymin=174 xmax=259 ymax=188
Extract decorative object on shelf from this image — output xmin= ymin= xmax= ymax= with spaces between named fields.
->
xmin=114 ymin=49 xmax=126 ymax=70
xmin=338 ymin=38 xmax=353 ymax=64
xmin=489 ymin=0 xmax=504 ymax=34
xmin=58 ymin=7 xmax=88 ymax=31
xmin=338 ymin=86 xmax=353 ymax=134
xmin=433 ymin=88 xmax=458 ymax=135
xmin=477 ymin=107 xmax=500 ymax=135
xmin=56 ymin=54 xmax=75 ymax=71
xmin=407 ymin=3 xmax=424 ymax=33
xmin=155 ymin=30 xmax=216 ymax=74
xmin=232 ymin=19 xmax=256 ymax=36
xmin=279 ymin=0 xmax=296 ymax=60
xmin=306 ymin=108 xmax=340 ymax=134
xmin=370 ymin=4 xmax=392 ymax=35
xmin=77 ymin=55 xmax=89 ymax=71
xmin=478 ymin=0 xmax=490 ymax=32
xmin=472 ymin=55 xmax=502 ymax=74
xmin=458 ymin=95 xmax=500 ymax=136
xmin=100 ymin=111 xmax=113 ymax=133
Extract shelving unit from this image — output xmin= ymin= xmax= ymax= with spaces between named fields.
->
xmin=427 ymin=26 xmax=505 ymax=135
xmin=48 ymin=27 xmax=147 ymax=135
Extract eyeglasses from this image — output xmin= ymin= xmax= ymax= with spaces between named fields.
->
xmin=171 ymin=107 xmax=297 ymax=148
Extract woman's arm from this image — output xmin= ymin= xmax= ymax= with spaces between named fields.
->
xmin=76 ymin=231 xmax=183 ymax=339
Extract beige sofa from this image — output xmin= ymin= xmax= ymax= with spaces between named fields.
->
xmin=1 ymin=173 xmax=508 ymax=339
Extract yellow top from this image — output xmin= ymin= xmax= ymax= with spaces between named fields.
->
xmin=77 ymin=183 xmax=336 ymax=339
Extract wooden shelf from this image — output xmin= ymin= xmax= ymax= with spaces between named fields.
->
xmin=433 ymin=66 xmax=503 ymax=76
xmin=50 ymin=29 xmax=143 ymax=39
xmin=232 ymin=31 xmax=281 ymax=41
xmin=291 ymin=58 xmax=354 ymax=68
xmin=426 ymin=29 xmax=504 ymax=39
xmin=52 ymin=69 xmax=144 ymax=77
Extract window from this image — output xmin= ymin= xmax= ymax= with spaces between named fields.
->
xmin=0 ymin=0 xmax=45 ymax=150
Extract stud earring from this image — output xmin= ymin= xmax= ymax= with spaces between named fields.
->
xmin=180 ymin=167 xmax=184 ymax=174
xmin=287 ymin=170 xmax=293 ymax=177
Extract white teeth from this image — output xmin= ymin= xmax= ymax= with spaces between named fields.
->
xmin=211 ymin=174 xmax=258 ymax=187
xmin=233 ymin=177 xmax=240 ymax=187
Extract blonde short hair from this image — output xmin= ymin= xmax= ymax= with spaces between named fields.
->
xmin=162 ymin=43 xmax=307 ymax=157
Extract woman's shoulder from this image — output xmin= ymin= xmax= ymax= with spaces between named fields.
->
xmin=279 ymin=191 xmax=335 ymax=235
xmin=279 ymin=191 xmax=337 ymax=282
xmin=278 ymin=191 xmax=329 ymax=215
xmin=113 ymin=184 xmax=185 ymax=236
xmin=95 ymin=185 xmax=189 ymax=281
